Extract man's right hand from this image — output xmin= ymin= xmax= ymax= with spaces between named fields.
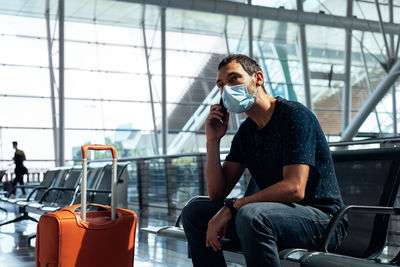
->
xmin=205 ymin=104 xmax=229 ymax=142
xmin=206 ymin=206 xmax=232 ymax=251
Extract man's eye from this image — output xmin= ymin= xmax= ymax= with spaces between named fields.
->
xmin=229 ymin=77 xmax=237 ymax=83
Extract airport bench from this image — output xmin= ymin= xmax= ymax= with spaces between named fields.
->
xmin=72 ymin=162 xmax=129 ymax=207
xmin=0 ymin=163 xmax=129 ymax=228
xmin=1 ymin=168 xmax=68 ymax=205
xmin=0 ymin=167 xmax=72 ymax=226
xmin=141 ymin=147 xmax=400 ymax=266
xmin=23 ymin=163 xmax=128 ymax=214
xmin=26 ymin=166 xmax=83 ymax=214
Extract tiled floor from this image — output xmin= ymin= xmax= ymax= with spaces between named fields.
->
xmin=0 ymin=202 xmax=244 ymax=267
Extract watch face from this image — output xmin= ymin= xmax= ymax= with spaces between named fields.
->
xmin=224 ymin=199 xmax=230 ymax=206
xmin=224 ymin=198 xmax=237 ymax=216
xmin=224 ymin=198 xmax=235 ymax=207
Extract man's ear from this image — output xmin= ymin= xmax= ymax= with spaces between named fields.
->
xmin=254 ymin=71 xmax=264 ymax=87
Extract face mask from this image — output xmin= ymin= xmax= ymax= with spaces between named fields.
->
xmin=222 ymin=83 xmax=257 ymax=113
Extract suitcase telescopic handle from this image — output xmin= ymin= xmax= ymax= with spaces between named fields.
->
xmin=82 ymin=144 xmax=117 ymax=160
xmin=81 ymin=144 xmax=118 ymax=222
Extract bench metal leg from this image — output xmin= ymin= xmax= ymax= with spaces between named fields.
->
xmin=0 ymin=211 xmax=38 ymax=227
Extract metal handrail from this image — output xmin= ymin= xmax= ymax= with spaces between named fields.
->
xmin=329 ymin=136 xmax=400 ymax=147
xmin=1 ymin=137 xmax=399 ymax=165
xmin=81 ymin=137 xmax=400 ymax=163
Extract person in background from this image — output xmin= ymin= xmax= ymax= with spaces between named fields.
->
xmin=10 ymin=141 xmax=27 ymax=197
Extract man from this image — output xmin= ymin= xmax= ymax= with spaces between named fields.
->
xmin=181 ymin=54 xmax=347 ymax=267
xmin=11 ymin=141 xmax=27 ymax=196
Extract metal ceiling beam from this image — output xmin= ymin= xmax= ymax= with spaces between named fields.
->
xmin=224 ymin=16 xmax=230 ymax=53
xmin=272 ymin=22 xmax=297 ymax=101
xmin=341 ymin=58 xmax=400 ymax=141
xmin=141 ymin=5 xmax=160 ymax=155
xmin=248 ymin=0 xmax=253 ymax=58
xmin=45 ymin=0 xmax=59 ymax=166
xmin=389 ymin=0 xmax=397 ymax=136
xmin=360 ymin=33 xmax=382 ymax=135
xmin=389 ymin=0 xmax=395 ymax=58
xmin=296 ymin=0 xmax=312 ymax=111
xmin=58 ymin=0 xmax=65 ymax=166
xmin=256 ymin=21 xmax=274 ymax=96
xmin=374 ymin=0 xmax=391 ymax=59
xmin=392 ymin=84 xmax=397 ymax=136
xmin=161 ymin=7 xmax=167 ymax=155
xmin=117 ymin=0 xmax=400 ymax=35
xmin=342 ymin=0 xmax=353 ymax=133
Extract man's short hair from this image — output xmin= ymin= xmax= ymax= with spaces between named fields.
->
xmin=218 ymin=54 xmax=265 ymax=91
xmin=12 ymin=141 xmax=17 ymax=146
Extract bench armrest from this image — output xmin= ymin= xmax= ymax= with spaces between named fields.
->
xmin=86 ymin=189 xmax=111 ymax=194
xmin=8 ymin=183 xmax=41 ymax=199
xmin=15 ymin=183 xmax=41 ymax=189
xmin=23 ymin=186 xmax=49 ymax=201
xmin=38 ymin=187 xmax=77 ymax=203
xmin=322 ymin=205 xmax=400 ymax=252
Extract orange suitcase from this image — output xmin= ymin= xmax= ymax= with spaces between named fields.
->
xmin=35 ymin=145 xmax=137 ymax=267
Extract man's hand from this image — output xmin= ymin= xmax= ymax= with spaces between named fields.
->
xmin=205 ymin=104 xmax=229 ymax=142
xmin=206 ymin=207 xmax=232 ymax=251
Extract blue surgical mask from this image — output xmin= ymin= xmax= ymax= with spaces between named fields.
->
xmin=222 ymin=83 xmax=257 ymax=113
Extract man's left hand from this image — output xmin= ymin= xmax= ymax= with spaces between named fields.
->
xmin=206 ymin=207 xmax=232 ymax=251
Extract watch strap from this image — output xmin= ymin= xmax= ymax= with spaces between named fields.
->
xmin=224 ymin=198 xmax=237 ymax=217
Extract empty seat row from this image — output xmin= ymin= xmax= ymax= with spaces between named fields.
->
xmin=0 ymin=162 xmax=129 ymax=228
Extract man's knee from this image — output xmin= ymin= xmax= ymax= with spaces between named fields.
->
xmin=236 ymin=204 xmax=263 ymax=235
xmin=235 ymin=203 xmax=277 ymax=240
xmin=181 ymin=200 xmax=198 ymax=227
xmin=181 ymin=199 xmax=216 ymax=228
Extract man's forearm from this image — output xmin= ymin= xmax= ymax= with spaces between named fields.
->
xmin=233 ymin=165 xmax=309 ymax=209
xmin=234 ymin=179 xmax=305 ymax=210
xmin=206 ymin=139 xmax=226 ymax=200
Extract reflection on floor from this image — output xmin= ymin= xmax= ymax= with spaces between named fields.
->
xmin=0 ymin=203 xmax=244 ymax=267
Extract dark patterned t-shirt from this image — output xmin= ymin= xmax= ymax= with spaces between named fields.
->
xmin=226 ymin=97 xmax=344 ymax=214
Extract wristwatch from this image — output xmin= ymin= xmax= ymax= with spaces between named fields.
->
xmin=224 ymin=198 xmax=238 ymax=217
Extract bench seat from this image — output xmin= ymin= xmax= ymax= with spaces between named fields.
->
xmin=142 ymin=226 xmax=187 ymax=241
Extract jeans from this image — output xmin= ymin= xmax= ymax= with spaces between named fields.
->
xmin=181 ymin=199 xmax=347 ymax=267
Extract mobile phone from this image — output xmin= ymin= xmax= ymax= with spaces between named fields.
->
xmin=219 ymin=98 xmax=227 ymax=122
